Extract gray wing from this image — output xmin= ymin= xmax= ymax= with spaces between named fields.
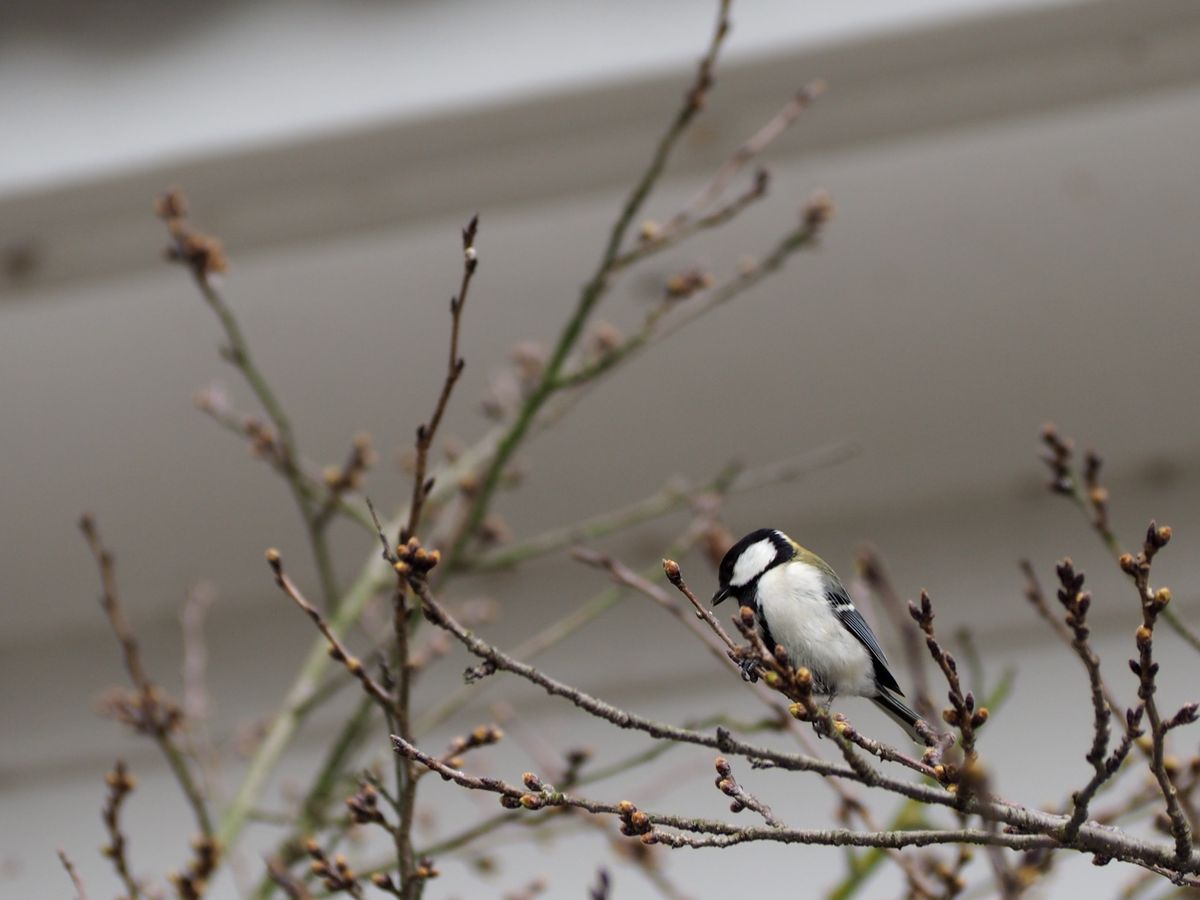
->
xmin=827 ymin=584 xmax=903 ymax=695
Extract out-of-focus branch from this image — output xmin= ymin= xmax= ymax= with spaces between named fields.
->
xmin=157 ymin=190 xmax=340 ymax=607
xmin=79 ymin=516 xmax=213 ymax=839
xmin=445 ymin=0 xmax=734 ymax=566
xmin=101 ymin=760 xmax=140 ymax=899
xmin=466 ymin=442 xmax=855 ymax=573
xmin=613 ymin=79 xmax=824 ymax=271
xmin=57 ymin=849 xmax=88 ymax=900
xmin=194 ymin=393 xmax=376 ymax=535
xmin=857 ymin=546 xmax=935 ymax=720
xmin=554 ymin=202 xmax=831 ymax=391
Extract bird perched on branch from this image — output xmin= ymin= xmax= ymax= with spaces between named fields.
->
xmin=713 ymin=528 xmax=922 ymax=740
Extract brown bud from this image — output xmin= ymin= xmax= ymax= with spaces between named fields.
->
xmin=972 ymin=708 xmax=990 ymax=728
xmin=265 ymin=548 xmax=281 ymax=566
xmin=739 ymin=606 xmax=756 ymax=627
xmin=630 ymin=811 xmax=650 ymax=831
xmin=1136 ymin=625 xmax=1153 ymax=650
xmin=522 ymin=772 xmax=543 ymax=791
xmin=617 ymin=800 xmax=636 ymax=816
xmin=640 ymin=831 xmax=658 ymax=845
xmin=1119 ymin=553 xmax=1137 ymax=574
xmin=788 ymin=702 xmax=807 ymax=719
xmin=638 ymin=219 xmax=661 ymax=242
xmin=518 ymin=794 xmax=543 ymax=810
xmin=1153 ymin=587 xmax=1172 ymax=609
xmin=795 ymin=667 xmax=812 ymax=687
xmin=662 ymin=559 xmax=682 ymax=583
xmin=714 ymin=757 xmax=731 ymax=777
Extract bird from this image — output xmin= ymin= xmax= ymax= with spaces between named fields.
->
xmin=712 ymin=528 xmax=923 ymax=741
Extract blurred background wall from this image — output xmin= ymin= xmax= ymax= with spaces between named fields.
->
xmin=3 ymin=0 xmax=1200 ymax=896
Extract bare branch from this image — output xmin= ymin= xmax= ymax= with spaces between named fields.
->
xmin=57 ymin=849 xmax=88 ymax=900
xmin=101 ymin=760 xmax=140 ymax=899
xmin=265 ymin=548 xmax=393 ymax=711
xmin=79 ymin=515 xmax=213 ymax=838
xmin=405 ymin=215 xmax=481 ymax=541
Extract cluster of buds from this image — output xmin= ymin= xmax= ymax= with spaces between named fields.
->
xmin=616 ymin=800 xmax=656 ymax=844
xmin=370 ymin=857 xmax=439 ymax=896
xmin=101 ymin=761 xmax=136 ymax=853
xmin=1054 ymin=559 xmax=1091 ymax=634
xmin=393 ymin=537 xmax=441 ymax=578
xmin=305 ymin=839 xmax=359 ymax=894
xmin=1039 ymin=422 xmax=1075 ymax=495
xmin=170 ymin=836 xmax=220 ymax=900
xmin=442 ymin=724 xmax=503 ymax=768
xmin=346 ymin=782 xmax=385 ymax=827
xmin=713 ymin=757 xmax=748 ymax=813
xmin=96 ymin=684 xmax=183 ymax=738
xmin=939 ymin=693 xmax=989 ymax=732
xmin=1081 ymin=449 xmax=1110 ymax=531
xmin=323 ymin=433 xmax=376 ymax=497
xmin=242 ymin=417 xmax=282 ymax=463
xmin=504 ymin=772 xmax=563 ymax=812
xmin=1119 ymin=521 xmax=1172 ymax=588
xmin=785 ymin=666 xmax=818 ymax=722
xmin=155 ymin=188 xmax=228 ymax=278
xmin=664 ymin=267 xmax=713 ymax=300
xmin=908 ymin=591 xmax=988 ymax=763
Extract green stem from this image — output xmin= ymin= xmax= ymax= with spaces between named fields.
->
xmin=251 ymin=697 xmax=376 ymax=899
xmin=194 ymin=275 xmax=340 ymax=606
xmin=445 ymin=5 xmax=731 ymax=568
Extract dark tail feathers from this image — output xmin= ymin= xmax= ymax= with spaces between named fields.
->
xmin=872 ymin=690 xmax=924 ymax=742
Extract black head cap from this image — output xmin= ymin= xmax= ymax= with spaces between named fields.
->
xmin=712 ymin=528 xmax=794 ymax=605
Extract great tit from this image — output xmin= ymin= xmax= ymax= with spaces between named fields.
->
xmin=713 ymin=528 xmax=923 ymax=740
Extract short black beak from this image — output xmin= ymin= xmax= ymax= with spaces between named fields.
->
xmin=711 ymin=586 xmax=731 ymax=606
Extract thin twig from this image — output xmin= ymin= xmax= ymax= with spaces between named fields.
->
xmin=265 ymin=549 xmax=393 ymax=711
xmin=79 ymin=516 xmax=213 ymax=838
xmin=101 ymin=760 xmax=140 ymax=899
xmin=405 ymin=215 xmax=480 ymax=541
xmin=1122 ymin=523 xmax=1194 ymax=860
xmin=57 ymin=849 xmax=88 ymax=900
xmin=159 ymin=194 xmax=340 ymax=607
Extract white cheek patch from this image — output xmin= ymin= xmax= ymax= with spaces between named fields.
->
xmin=730 ymin=539 xmax=776 ymax=587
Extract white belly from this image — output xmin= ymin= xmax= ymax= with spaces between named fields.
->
xmin=757 ymin=564 xmax=875 ymax=697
